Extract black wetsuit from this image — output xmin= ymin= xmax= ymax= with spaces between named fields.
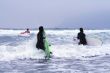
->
xmin=77 ymin=32 xmax=87 ymax=45
xmin=36 ymin=32 xmax=45 ymax=51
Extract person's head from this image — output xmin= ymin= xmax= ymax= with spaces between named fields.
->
xmin=39 ymin=26 xmax=44 ymax=32
xmin=27 ymin=28 xmax=29 ymax=31
xmin=79 ymin=28 xmax=83 ymax=32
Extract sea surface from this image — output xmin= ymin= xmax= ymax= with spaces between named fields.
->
xmin=0 ymin=29 xmax=110 ymax=73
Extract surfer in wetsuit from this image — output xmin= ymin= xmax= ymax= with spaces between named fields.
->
xmin=36 ymin=26 xmax=46 ymax=51
xmin=77 ymin=28 xmax=87 ymax=45
xmin=20 ymin=28 xmax=30 ymax=34
xmin=36 ymin=26 xmax=52 ymax=58
xmin=25 ymin=28 xmax=30 ymax=33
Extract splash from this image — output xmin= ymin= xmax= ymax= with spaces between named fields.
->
xmin=0 ymin=29 xmax=110 ymax=61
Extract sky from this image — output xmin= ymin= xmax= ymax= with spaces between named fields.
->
xmin=0 ymin=0 xmax=110 ymax=29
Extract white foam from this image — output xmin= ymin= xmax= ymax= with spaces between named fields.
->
xmin=0 ymin=37 xmax=45 ymax=61
xmin=55 ymin=45 xmax=110 ymax=58
xmin=0 ymin=29 xmax=110 ymax=61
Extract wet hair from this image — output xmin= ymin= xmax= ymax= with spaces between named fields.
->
xmin=27 ymin=28 xmax=29 ymax=31
xmin=80 ymin=28 xmax=83 ymax=32
xmin=39 ymin=26 xmax=44 ymax=32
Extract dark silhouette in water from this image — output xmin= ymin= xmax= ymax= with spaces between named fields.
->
xmin=77 ymin=28 xmax=87 ymax=45
xmin=20 ymin=28 xmax=30 ymax=34
xmin=26 ymin=28 xmax=30 ymax=33
xmin=36 ymin=26 xmax=46 ymax=51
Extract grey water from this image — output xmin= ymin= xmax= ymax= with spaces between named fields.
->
xmin=0 ymin=56 xmax=110 ymax=73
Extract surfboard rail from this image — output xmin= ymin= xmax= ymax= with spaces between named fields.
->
xmin=44 ymin=38 xmax=52 ymax=59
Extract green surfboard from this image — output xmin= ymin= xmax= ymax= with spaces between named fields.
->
xmin=44 ymin=38 xmax=51 ymax=59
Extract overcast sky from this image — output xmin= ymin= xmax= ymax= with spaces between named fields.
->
xmin=0 ymin=0 xmax=110 ymax=29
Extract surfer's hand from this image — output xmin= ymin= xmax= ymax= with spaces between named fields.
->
xmin=50 ymin=52 xmax=52 ymax=54
xmin=73 ymin=38 xmax=76 ymax=41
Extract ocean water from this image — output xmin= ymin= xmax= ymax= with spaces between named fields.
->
xmin=0 ymin=29 xmax=110 ymax=73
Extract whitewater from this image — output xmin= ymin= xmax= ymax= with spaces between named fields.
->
xmin=0 ymin=29 xmax=110 ymax=73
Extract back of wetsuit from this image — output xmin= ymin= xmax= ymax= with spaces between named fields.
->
xmin=36 ymin=32 xmax=45 ymax=51
xmin=77 ymin=32 xmax=87 ymax=45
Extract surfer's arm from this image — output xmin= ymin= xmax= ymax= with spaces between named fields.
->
xmin=43 ymin=37 xmax=45 ymax=39
xmin=43 ymin=32 xmax=46 ymax=39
